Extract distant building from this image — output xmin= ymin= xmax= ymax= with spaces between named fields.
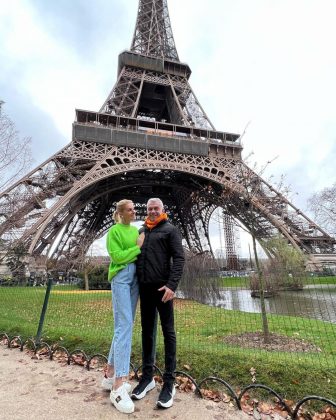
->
xmin=89 ymin=256 xmax=110 ymax=266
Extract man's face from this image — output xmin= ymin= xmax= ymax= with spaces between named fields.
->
xmin=147 ymin=200 xmax=163 ymax=221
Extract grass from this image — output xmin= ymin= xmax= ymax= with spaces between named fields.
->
xmin=0 ymin=284 xmax=335 ymax=401
xmin=216 ymin=276 xmax=249 ymax=287
xmin=306 ymin=276 xmax=336 ymax=285
xmin=216 ymin=275 xmax=336 ymax=288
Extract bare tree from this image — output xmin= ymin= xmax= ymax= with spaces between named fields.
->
xmin=264 ymin=235 xmax=306 ymax=290
xmin=308 ymin=183 xmax=336 ymax=236
xmin=50 ymin=249 xmax=107 ymax=291
xmin=80 ymin=257 xmax=96 ymax=291
xmin=234 ymin=160 xmax=275 ymax=343
xmin=179 ymin=250 xmax=220 ymax=304
xmin=0 ymin=103 xmax=32 ymax=193
xmin=5 ymin=242 xmax=28 ymax=283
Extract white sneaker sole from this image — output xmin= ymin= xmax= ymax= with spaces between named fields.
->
xmin=157 ymin=385 xmax=176 ymax=408
xmin=110 ymin=390 xmax=135 ymax=414
xmin=131 ymin=379 xmax=156 ymax=400
xmin=110 ymin=398 xmax=134 ymax=414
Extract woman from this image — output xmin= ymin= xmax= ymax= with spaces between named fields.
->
xmin=101 ymin=199 xmax=144 ymax=414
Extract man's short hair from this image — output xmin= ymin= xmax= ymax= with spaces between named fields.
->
xmin=147 ymin=198 xmax=164 ymax=209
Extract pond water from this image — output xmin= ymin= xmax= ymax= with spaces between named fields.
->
xmin=205 ymin=284 xmax=336 ymax=323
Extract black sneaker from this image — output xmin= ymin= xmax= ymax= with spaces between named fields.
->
xmin=131 ymin=377 xmax=156 ymax=400
xmin=156 ymin=382 xmax=176 ymax=408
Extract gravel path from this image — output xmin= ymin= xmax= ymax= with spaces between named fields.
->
xmin=0 ymin=346 xmax=249 ymax=420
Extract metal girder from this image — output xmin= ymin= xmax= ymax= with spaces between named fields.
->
xmin=1 ymin=139 xmax=332 ymax=255
xmin=131 ymin=0 xmax=179 ymax=60
xmin=1 ymin=134 xmax=335 ymax=261
xmin=0 ymin=144 xmax=95 ymax=241
xmin=1 ymin=0 xmax=335 ymax=273
xmin=48 ymin=175 xmax=217 ymax=262
xmin=100 ymin=67 xmax=214 ymax=129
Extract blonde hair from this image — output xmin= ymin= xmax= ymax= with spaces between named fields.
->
xmin=113 ymin=199 xmax=133 ymax=223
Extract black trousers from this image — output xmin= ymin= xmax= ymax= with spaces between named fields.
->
xmin=139 ymin=283 xmax=176 ymax=383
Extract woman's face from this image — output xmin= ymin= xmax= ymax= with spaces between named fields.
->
xmin=120 ymin=202 xmax=136 ymax=224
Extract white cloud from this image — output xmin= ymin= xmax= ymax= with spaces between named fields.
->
xmin=1 ymin=0 xmax=335 ymax=255
xmin=169 ymin=0 xmax=336 ymax=199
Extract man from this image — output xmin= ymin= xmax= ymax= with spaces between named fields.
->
xmin=131 ymin=198 xmax=185 ymax=409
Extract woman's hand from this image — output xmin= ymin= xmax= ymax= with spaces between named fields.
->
xmin=137 ymin=232 xmax=145 ymax=248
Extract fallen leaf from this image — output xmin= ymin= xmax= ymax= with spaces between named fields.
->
xmin=258 ymin=401 xmax=272 ymax=415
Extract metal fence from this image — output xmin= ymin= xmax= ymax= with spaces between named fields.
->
xmin=1 ymin=272 xmax=335 ymax=415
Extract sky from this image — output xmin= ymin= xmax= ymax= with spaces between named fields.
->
xmin=1 ymin=0 xmax=336 ymax=257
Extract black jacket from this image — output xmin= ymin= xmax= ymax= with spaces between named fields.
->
xmin=136 ymin=220 xmax=185 ymax=292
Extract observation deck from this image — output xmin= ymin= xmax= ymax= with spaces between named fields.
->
xmin=73 ymin=109 xmax=242 ymax=158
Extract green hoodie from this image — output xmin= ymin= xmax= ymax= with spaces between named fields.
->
xmin=106 ymin=223 xmax=141 ymax=281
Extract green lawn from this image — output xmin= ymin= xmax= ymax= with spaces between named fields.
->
xmin=216 ymin=276 xmax=250 ymax=288
xmin=306 ymin=276 xmax=336 ymax=285
xmin=0 ymin=285 xmax=335 ymax=401
xmin=216 ymin=275 xmax=336 ymax=288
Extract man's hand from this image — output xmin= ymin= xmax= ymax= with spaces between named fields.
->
xmin=158 ymin=286 xmax=175 ymax=303
xmin=137 ymin=232 xmax=145 ymax=248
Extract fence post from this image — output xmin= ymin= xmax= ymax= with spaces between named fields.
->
xmin=36 ymin=277 xmax=53 ymax=344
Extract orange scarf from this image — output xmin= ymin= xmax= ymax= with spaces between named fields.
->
xmin=145 ymin=213 xmax=168 ymax=230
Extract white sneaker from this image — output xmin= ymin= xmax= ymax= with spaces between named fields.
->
xmin=101 ymin=376 xmax=132 ymax=393
xmin=110 ymin=384 xmax=135 ymax=414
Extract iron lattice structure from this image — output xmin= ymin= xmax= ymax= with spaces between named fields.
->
xmin=221 ymin=213 xmax=240 ymax=271
xmin=0 ymin=0 xmax=335 ymax=270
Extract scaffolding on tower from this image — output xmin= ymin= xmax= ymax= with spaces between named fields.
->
xmin=219 ymin=210 xmax=240 ymax=271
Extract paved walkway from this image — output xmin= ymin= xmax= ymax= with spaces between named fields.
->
xmin=0 ymin=346 xmax=249 ymax=420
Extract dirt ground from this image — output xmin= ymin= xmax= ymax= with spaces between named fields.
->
xmin=0 ymin=346 xmax=250 ymax=420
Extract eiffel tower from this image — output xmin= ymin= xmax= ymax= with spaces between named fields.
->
xmin=0 ymin=0 xmax=335 ymax=270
